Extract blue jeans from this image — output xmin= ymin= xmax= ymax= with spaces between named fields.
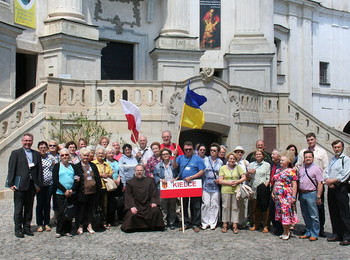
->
xmin=36 ymin=185 xmax=53 ymax=226
xmin=299 ymin=191 xmax=320 ymax=238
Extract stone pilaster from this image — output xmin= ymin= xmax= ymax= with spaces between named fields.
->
xmin=0 ymin=22 xmax=23 ymax=108
xmin=226 ymin=0 xmax=275 ymax=92
xmin=153 ymin=0 xmax=202 ymax=81
xmin=40 ymin=0 xmax=105 ymax=81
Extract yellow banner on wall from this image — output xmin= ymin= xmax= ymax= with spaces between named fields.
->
xmin=14 ymin=0 xmax=36 ymax=29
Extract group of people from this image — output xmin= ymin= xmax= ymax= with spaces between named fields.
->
xmin=6 ymin=130 xmax=350 ymax=246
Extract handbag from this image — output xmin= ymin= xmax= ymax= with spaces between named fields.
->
xmin=102 ymin=177 xmax=118 ymax=192
xmin=64 ymin=198 xmax=76 ymax=220
xmin=236 ymin=183 xmax=254 ymax=200
xmin=93 ymin=205 xmax=104 ymax=227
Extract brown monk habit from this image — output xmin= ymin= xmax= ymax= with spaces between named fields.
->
xmin=121 ymin=176 xmax=165 ymax=232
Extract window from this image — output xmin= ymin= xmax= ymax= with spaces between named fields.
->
xmin=319 ymin=62 xmax=330 ymax=85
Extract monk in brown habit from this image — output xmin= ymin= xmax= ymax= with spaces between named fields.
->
xmin=121 ymin=164 xmax=165 ymax=232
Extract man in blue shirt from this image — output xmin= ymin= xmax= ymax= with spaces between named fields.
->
xmin=173 ymin=141 xmax=205 ymax=232
xmin=325 ymin=140 xmax=350 ymax=245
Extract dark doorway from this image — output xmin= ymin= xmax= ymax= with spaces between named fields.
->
xmin=263 ymin=127 xmax=276 ymax=153
xmin=16 ymin=53 xmax=37 ymax=98
xmin=343 ymin=121 xmax=350 ymax=135
xmin=179 ymin=130 xmax=221 ymax=156
xmin=101 ymin=42 xmax=134 ymax=80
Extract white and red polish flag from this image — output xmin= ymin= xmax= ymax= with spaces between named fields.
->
xmin=120 ymin=99 xmax=141 ymax=143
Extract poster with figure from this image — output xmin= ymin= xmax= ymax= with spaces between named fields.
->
xmin=200 ymin=0 xmax=221 ymax=49
xmin=14 ymin=0 xmax=36 ymax=29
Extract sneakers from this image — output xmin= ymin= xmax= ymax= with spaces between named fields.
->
xmin=55 ymin=233 xmax=61 ymax=238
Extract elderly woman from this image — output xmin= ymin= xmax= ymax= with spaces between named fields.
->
xmin=197 ymin=144 xmax=207 ymax=160
xmin=233 ymin=146 xmax=249 ymax=227
xmin=119 ymin=143 xmax=139 ymax=188
xmin=145 ymin=142 xmax=161 ymax=177
xmin=153 ymin=148 xmax=178 ymax=230
xmin=36 ymin=141 xmax=55 ymax=232
xmin=247 ymin=149 xmax=271 ymax=233
xmin=53 ymin=148 xmax=79 ymax=238
xmin=48 ymin=140 xmax=60 ymax=164
xmin=218 ymin=152 xmax=246 ymax=234
xmin=106 ymin=146 xmax=122 ymax=225
xmin=112 ymin=141 xmax=123 ymax=161
xmin=272 ymin=151 xmax=298 ymax=240
xmin=201 ymin=143 xmax=223 ymax=230
xmin=98 ymin=136 xmax=110 ymax=148
xmin=92 ymin=147 xmax=113 ymax=230
xmin=74 ymin=148 xmax=101 ymax=234
xmin=65 ymin=141 xmax=80 ymax=164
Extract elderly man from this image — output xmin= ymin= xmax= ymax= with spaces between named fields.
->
xmin=298 ymin=150 xmax=324 ymax=241
xmin=7 ymin=133 xmax=43 ymax=238
xmin=132 ymin=136 xmax=153 ymax=165
xmin=121 ymin=164 xmax=164 ymax=232
xmin=296 ymin=132 xmax=329 ymax=237
xmin=160 ymin=130 xmax=184 ymax=159
xmin=173 ymin=141 xmax=205 ymax=232
xmin=246 ymin=140 xmax=271 ymax=163
xmin=325 ymin=140 xmax=350 ymax=245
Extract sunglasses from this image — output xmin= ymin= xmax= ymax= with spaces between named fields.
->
xmin=210 ymin=149 xmax=217 ymax=152
xmin=60 ymin=154 xmax=69 ymax=157
xmin=49 ymin=144 xmax=57 ymax=147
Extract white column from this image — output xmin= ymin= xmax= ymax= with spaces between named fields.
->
xmin=48 ymin=0 xmax=84 ymax=21
xmin=160 ymin=0 xmax=189 ymax=36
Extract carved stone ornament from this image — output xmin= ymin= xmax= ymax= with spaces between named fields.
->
xmin=200 ymin=67 xmax=215 ymax=83
xmin=168 ymin=91 xmax=182 ymax=115
xmin=229 ymin=94 xmax=240 ymax=117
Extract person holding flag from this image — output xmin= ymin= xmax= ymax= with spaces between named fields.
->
xmin=172 ymin=81 xmax=208 ymax=232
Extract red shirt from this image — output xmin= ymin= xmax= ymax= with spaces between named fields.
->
xmin=160 ymin=143 xmax=184 ymax=160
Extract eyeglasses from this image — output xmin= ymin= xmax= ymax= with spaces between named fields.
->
xmin=49 ymin=144 xmax=57 ymax=147
xmin=60 ymin=154 xmax=69 ymax=157
xmin=184 ymin=149 xmax=193 ymax=151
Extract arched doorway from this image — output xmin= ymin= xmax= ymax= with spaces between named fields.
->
xmin=343 ymin=121 xmax=350 ymax=135
xmin=179 ymin=129 xmax=221 ymax=156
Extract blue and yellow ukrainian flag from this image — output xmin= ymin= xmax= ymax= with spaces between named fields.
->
xmin=180 ymin=81 xmax=207 ymax=129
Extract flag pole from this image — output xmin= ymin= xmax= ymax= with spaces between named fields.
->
xmin=181 ymin=197 xmax=185 ymax=233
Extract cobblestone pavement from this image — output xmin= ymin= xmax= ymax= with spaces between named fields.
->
xmin=0 ymin=198 xmax=349 ymax=260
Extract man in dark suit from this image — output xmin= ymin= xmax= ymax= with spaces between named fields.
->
xmin=7 ymin=133 xmax=43 ymax=238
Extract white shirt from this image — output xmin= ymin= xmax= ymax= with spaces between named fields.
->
xmin=132 ymin=146 xmax=153 ymax=165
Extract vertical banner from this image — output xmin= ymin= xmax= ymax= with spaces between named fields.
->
xmin=199 ymin=0 xmax=221 ymax=49
xmin=14 ymin=0 xmax=36 ymax=29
